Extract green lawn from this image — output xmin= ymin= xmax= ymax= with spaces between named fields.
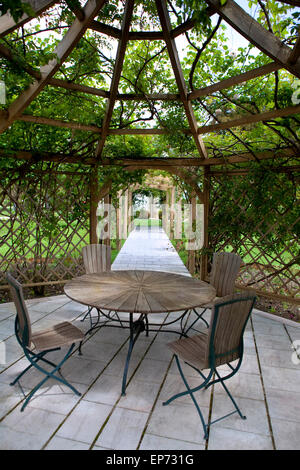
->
xmin=134 ymin=218 xmax=162 ymax=227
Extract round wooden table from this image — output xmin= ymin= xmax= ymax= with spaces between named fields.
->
xmin=64 ymin=270 xmax=216 ymax=394
xmin=64 ymin=270 xmax=215 ymax=314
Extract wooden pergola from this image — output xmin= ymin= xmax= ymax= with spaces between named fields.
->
xmin=0 ymin=0 xmax=299 ymax=306
xmin=0 ymin=0 xmax=299 ymax=149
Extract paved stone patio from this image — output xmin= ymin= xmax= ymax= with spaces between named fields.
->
xmin=0 ymin=226 xmax=299 ymax=450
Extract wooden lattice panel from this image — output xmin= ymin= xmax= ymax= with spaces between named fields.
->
xmin=0 ymin=166 xmax=90 ymax=289
xmin=197 ymin=170 xmax=300 ymax=303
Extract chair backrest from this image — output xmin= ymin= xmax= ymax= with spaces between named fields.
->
xmin=6 ymin=273 xmax=32 ymax=348
xmin=210 ymin=252 xmax=242 ymax=297
xmin=207 ymin=293 xmax=256 ymax=368
xmin=82 ymin=244 xmax=111 ymax=274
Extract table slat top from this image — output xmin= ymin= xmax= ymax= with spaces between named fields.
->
xmin=64 ymin=270 xmax=216 ymax=314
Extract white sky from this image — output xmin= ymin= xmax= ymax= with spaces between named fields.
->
xmin=176 ymin=0 xmax=259 ymax=59
xmin=32 ymin=1 xmax=260 ymax=62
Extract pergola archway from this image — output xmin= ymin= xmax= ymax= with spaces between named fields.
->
xmin=131 ymin=174 xmax=175 ymax=221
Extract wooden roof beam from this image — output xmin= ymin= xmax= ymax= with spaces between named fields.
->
xmin=155 ymin=0 xmax=207 ymax=159
xmin=277 ymin=1 xmax=300 ymax=6
xmin=116 ymin=92 xmax=179 ymax=101
xmin=12 ymin=112 xmax=190 ymax=135
xmin=189 ymin=62 xmax=281 ymax=100
xmin=89 ymin=6 xmax=215 ymax=40
xmin=0 ymin=0 xmax=58 ymax=39
xmin=108 ymin=128 xmax=190 ymax=135
xmin=0 ymin=0 xmax=107 ymax=135
xmin=203 ymin=147 xmax=298 ymax=166
xmin=17 ymin=114 xmax=102 ymax=133
xmin=95 ymin=0 xmax=135 ymax=158
xmin=0 ymin=146 xmax=297 ymax=167
xmin=89 ymin=22 xmax=191 ymax=41
xmin=89 ymin=20 xmax=122 ymax=39
xmin=204 ymin=0 xmax=300 ymax=78
xmin=45 ymin=77 xmax=178 ymax=100
xmin=197 ymin=104 xmax=300 ymax=134
xmin=102 ymin=147 xmax=299 ymax=167
xmin=0 ymin=42 xmax=110 ymax=97
xmin=47 ymin=77 xmax=109 ymax=98
xmin=0 ymin=148 xmax=97 ymax=165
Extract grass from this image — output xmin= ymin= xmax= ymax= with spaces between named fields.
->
xmin=111 ymin=239 xmax=126 ymax=263
xmin=134 ymin=218 xmax=162 ymax=227
xmin=171 ymin=239 xmax=188 ymax=267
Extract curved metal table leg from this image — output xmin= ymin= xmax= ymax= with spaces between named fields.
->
xmin=121 ymin=313 xmax=146 ymax=395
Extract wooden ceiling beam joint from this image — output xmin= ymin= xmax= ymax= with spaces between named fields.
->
xmin=95 ymin=0 xmax=135 ymax=158
xmin=155 ymin=0 xmax=207 ymax=159
xmin=204 ymin=0 xmax=300 ymax=78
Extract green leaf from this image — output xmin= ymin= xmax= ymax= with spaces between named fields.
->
xmin=0 ymin=1 xmax=35 ymax=22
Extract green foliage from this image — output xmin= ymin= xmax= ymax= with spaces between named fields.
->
xmin=208 ymin=162 xmax=300 ymax=258
xmin=174 ymin=0 xmax=213 ymax=33
xmin=248 ymin=0 xmax=299 ymax=38
xmin=132 ymin=187 xmax=166 ymax=206
xmin=0 ymin=1 xmax=35 ymax=22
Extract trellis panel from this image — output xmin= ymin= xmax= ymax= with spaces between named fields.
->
xmin=195 ymin=169 xmax=300 ymax=304
xmin=0 ymin=165 xmax=90 ymax=295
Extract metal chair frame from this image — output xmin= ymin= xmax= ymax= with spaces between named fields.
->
xmin=163 ymin=294 xmax=256 ymax=439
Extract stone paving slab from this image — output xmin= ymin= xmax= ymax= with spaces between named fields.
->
xmin=0 ymin=226 xmax=299 ymax=450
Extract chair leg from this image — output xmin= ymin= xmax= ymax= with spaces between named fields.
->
xmin=203 ymin=362 xmax=246 ymax=426
xmin=20 ymin=344 xmax=81 ymax=411
xmin=213 ymin=368 xmax=246 ymax=420
xmin=163 ymin=355 xmax=213 ymax=439
xmin=205 ymin=356 xmax=243 ymax=390
xmin=9 ymin=349 xmax=59 ymax=386
xmin=10 ymin=362 xmax=34 ymax=386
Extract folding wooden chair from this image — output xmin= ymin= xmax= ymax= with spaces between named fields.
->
xmin=164 ymin=293 xmax=256 ymax=439
xmin=80 ymin=244 xmax=111 ymax=327
xmin=6 ymin=273 xmax=84 ymax=411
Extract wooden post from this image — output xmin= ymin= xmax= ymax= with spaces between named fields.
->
xmin=174 ymin=196 xmax=182 ymax=240
xmin=201 ymin=167 xmax=210 ymax=281
xmin=127 ymin=189 xmax=133 ymax=233
xmin=116 ymin=190 xmax=121 ymax=251
xmin=103 ymin=192 xmax=111 ymax=247
xmin=122 ymin=189 xmax=128 ymax=239
xmin=170 ymin=186 xmax=175 ymax=240
xmin=163 ymin=189 xmax=170 ymax=237
xmin=165 ymin=189 xmax=170 ymax=206
xmin=89 ymin=165 xmax=99 ymax=244
xmin=188 ymin=192 xmax=196 ymax=275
